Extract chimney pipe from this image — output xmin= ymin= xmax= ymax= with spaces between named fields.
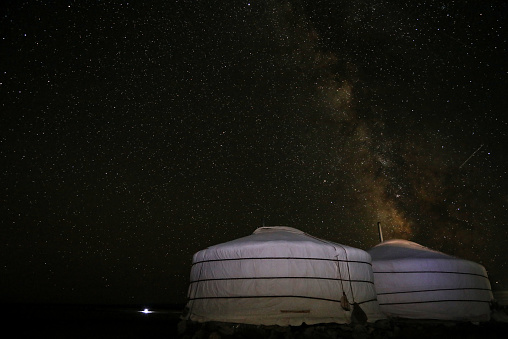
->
xmin=377 ymin=222 xmax=384 ymax=243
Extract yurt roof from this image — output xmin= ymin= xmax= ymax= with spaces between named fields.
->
xmin=196 ymin=226 xmax=370 ymax=262
xmin=369 ymin=239 xmax=455 ymax=260
xmin=253 ymin=226 xmax=305 ymax=234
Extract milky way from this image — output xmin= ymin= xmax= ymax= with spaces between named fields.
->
xmin=1 ymin=0 xmax=507 ymax=304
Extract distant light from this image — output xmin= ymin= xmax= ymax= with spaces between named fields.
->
xmin=140 ymin=308 xmax=153 ymax=314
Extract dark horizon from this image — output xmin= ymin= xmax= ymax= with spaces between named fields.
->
xmin=1 ymin=0 xmax=507 ymax=306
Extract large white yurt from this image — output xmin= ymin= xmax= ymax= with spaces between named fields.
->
xmin=368 ymin=239 xmax=493 ymax=321
xmin=183 ymin=226 xmax=385 ymax=326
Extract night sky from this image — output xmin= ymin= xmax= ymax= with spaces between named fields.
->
xmin=1 ymin=1 xmax=507 ymax=305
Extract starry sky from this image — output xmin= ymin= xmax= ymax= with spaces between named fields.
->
xmin=1 ymin=0 xmax=507 ymax=305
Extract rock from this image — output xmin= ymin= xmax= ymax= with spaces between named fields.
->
xmin=326 ymin=328 xmax=340 ymax=338
xmin=234 ymin=324 xmax=268 ymax=338
xmin=215 ymin=322 xmax=235 ymax=335
xmin=192 ymin=329 xmax=206 ymax=339
xmin=492 ymin=310 xmax=508 ymax=323
xmin=301 ymin=326 xmax=333 ymax=339
xmin=352 ymin=303 xmax=368 ymax=324
xmin=267 ymin=330 xmax=278 ymax=339
xmin=352 ymin=324 xmax=368 ymax=339
xmin=373 ymin=319 xmax=392 ymax=330
xmin=177 ymin=320 xmax=188 ymax=335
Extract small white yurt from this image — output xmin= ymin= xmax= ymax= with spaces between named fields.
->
xmin=183 ymin=226 xmax=385 ymax=326
xmin=368 ymin=239 xmax=493 ymax=321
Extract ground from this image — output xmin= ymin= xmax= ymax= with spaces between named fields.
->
xmin=4 ymin=304 xmax=508 ymax=338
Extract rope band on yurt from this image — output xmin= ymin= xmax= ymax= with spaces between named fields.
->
xmin=188 ymin=257 xmax=206 ymax=317
xmin=337 ymin=243 xmax=356 ymax=304
xmin=301 ymin=232 xmax=355 ymax=314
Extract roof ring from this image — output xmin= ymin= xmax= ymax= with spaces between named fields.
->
xmin=253 ymin=226 xmax=305 ymax=234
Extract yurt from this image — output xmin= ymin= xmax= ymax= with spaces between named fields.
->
xmin=368 ymin=239 xmax=493 ymax=321
xmin=183 ymin=226 xmax=385 ymax=326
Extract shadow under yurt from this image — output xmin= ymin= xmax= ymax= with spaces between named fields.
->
xmin=183 ymin=226 xmax=385 ymax=326
xmin=368 ymin=239 xmax=494 ymax=322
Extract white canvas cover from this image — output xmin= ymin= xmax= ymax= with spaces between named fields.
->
xmin=184 ymin=227 xmax=385 ymax=326
xmin=368 ymin=239 xmax=493 ymax=321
